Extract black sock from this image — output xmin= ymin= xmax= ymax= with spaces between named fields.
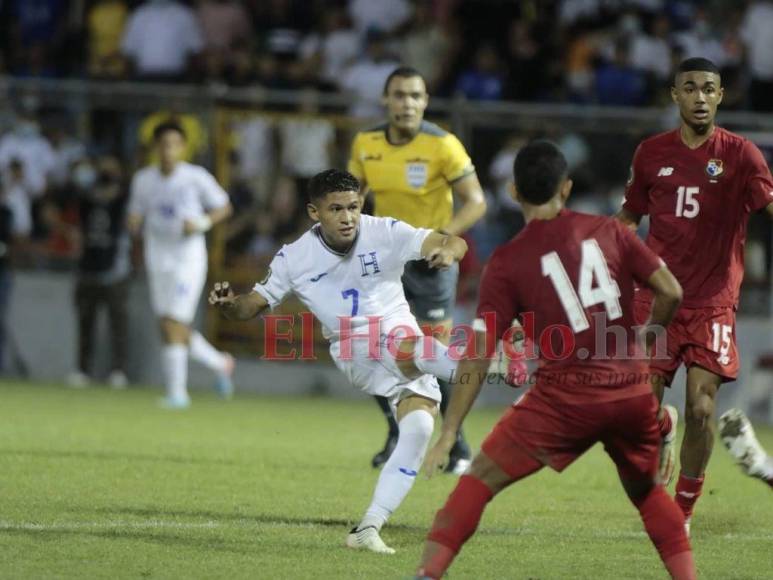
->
xmin=374 ymin=395 xmax=399 ymax=436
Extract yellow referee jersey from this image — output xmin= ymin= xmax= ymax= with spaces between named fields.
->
xmin=348 ymin=121 xmax=474 ymax=230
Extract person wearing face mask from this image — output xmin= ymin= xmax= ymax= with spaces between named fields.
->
xmin=66 ymin=156 xmax=131 ymax=389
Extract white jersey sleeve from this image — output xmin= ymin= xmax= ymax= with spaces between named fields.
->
xmin=195 ymin=167 xmax=229 ymax=210
xmin=387 ymin=218 xmax=432 ymax=263
xmin=253 ymin=247 xmax=293 ymax=308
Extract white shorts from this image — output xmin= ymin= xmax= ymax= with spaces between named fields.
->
xmin=147 ymin=263 xmax=206 ymax=325
xmin=330 ymin=335 xmax=442 ymax=409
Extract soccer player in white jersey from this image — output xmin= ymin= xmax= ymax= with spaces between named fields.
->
xmin=128 ymin=121 xmax=234 ymax=408
xmin=209 ymin=169 xmax=468 ymax=554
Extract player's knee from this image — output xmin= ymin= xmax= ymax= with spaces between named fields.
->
xmin=687 ymin=390 xmax=715 ymax=426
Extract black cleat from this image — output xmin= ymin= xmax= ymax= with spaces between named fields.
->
xmin=371 ymin=433 xmax=398 ymax=468
xmin=445 ymin=435 xmax=472 ymax=474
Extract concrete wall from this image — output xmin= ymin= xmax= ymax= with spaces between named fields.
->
xmin=7 ymin=271 xmax=773 ymax=422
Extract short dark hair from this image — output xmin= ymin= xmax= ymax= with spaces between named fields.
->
xmin=513 ymin=140 xmax=568 ymax=205
xmin=383 ymin=66 xmax=425 ymax=95
xmin=307 ymin=169 xmax=360 ymax=203
xmin=153 ymin=120 xmax=186 ymax=142
xmin=674 ymin=57 xmax=720 ymax=83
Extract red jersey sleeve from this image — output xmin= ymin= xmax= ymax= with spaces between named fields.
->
xmin=476 ymin=249 xmax=517 ymax=340
xmin=622 ymin=144 xmax=650 ymax=216
xmin=742 ymin=140 xmax=773 ymax=212
xmin=616 ymin=221 xmax=664 ymax=284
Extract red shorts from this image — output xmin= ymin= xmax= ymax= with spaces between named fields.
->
xmin=481 ymin=390 xmax=659 ymax=482
xmin=633 ymin=299 xmax=739 ymax=385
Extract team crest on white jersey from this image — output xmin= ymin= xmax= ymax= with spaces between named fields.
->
xmin=406 ymin=162 xmax=428 ymax=189
xmin=706 ymin=159 xmax=724 ymax=178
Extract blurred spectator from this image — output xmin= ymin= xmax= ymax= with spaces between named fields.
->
xmin=278 ymin=89 xmax=336 ymax=193
xmin=339 ymin=28 xmax=399 ymax=118
xmin=594 ymin=38 xmax=648 ymax=106
xmin=488 ymin=134 xmax=526 ymax=239
xmin=740 ymin=0 xmax=773 ymax=112
xmin=196 ymin=0 xmax=251 ymax=82
xmin=87 ymin=0 xmax=129 ymax=79
xmin=121 ymin=0 xmax=204 ymax=80
xmin=399 ymin=0 xmax=455 ymax=93
xmin=0 ymin=110 xmax=56 ymax=199
xmin=7 ymin=0 xmax=68 ymax=77
xmin=629 ymin=13 xmax=672 ymax=82
xmin=674 ymin=8 xmax=735 ymax=71
xmin=348 ymin=0 xmax=411 ymax=36
xmin=139 ymin=111 xmax=207 ymax=164
xmin=454 ymin=43 xmax=505 ymax=101
xmin=252 ymin=0 xmax=310 ymax=89
xmin=47 ymin=124 xmax=87 ymax=190
xmin=504 ymin=19 xmax=549 ymax=101
xmin=299 ymin=6 xmax=360 ymax=91
xmin=65 ymin=155 xmax=130 ymax=388
xmin=232 ymin=115 xmax=276 ymax=204
xmin=0 ymin=159 xmax=32 ymax=373
xmin=564 ymin=25 xmax=600 ymax=102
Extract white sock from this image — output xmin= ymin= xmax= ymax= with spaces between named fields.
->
xmin=162 ymin=344 xmax=189 ymax=400
xmin=413 ymin=337 xmax=459 ymax=383
xmin=189 ymin=331 xmax=227 ymax=373
xmin=358 ymin=409 xmax=434 ymax=531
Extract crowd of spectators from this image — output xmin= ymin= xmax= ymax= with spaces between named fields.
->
xmin=0 ymin=0 xmax=773 ymax=111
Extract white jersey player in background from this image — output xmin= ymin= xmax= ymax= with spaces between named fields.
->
xmin=128 ymin=121 xmax=234 ymax=408
xmin=209 ymin=169 xmax=468 ymax=554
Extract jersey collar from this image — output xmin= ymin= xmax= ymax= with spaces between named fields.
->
xmin=312 ymin=224 xmax=359 ymax=257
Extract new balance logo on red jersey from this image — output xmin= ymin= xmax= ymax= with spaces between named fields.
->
xmin=658 ymin=167 xmax=674 ymax=176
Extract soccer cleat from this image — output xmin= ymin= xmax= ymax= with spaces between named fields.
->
xmin=371 ymin=433 xmax=398 ymax=468
xmin=719 ymin=408 xmax=769 ymax=480
xmin=345 ymin=526 xmax=395 ymax=554
xmin=445 ymin=434 xmax=472 ymax=475
xmin=66 ymin=371 xmax=91 ymax=388
xmin=214 ymin=353 xmax=235 ymax=399
xmin=504 ymin=356 xmax=529 ymax=387
xmin=158 ymin=394 xmax=191 ymax=410
xmin=659 ymin=405 xmax=679 ymax=486
xmin=107 ymin=370 xmax=129 ymax=390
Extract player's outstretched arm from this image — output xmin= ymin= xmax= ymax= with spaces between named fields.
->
xmin=423 ymin=329 xmax=490 ymax=478
xmin=642 ymin=265 xmax=683 ymax=352
xmin=208 ymin=281 xmax=269 ymax=321
xmin=445 ymin=173 xmax=487 ymax=235
xmin=420 ymin=231 xmax=468 ymax=269
xmin=183 ymin=203 xmax=234 ymax=236
xmin=615 ymin=207 xmax=643 ymax=231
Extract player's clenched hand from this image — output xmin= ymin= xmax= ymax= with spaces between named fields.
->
xmin=426 ymin=247 xmax=454 ymax=270
xmin=208 ymin=281 xmax=235 ymax=308
xmin=422 ymin=434 xmax=455 ymax=479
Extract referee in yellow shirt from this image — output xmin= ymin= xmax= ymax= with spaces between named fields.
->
xmin=349 ymin=66 xmax=486 ymax=474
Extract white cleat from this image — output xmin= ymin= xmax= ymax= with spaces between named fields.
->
xmin=108 ymin=370 xmax=129 ymax=390
xmin=659 ymin=405 xmax=679 ymax=486
xmin=449 ymin=457 xmax=471 ymax=476
xmin=158 ymin=395 xmax=191 ymax=410
xmin=719 ymin=408 xmax=768 ymax=479
xmin=345 ymin=526 xmax=395 ymax=554
xmin=66 ymin=371 xmax=91 ymax=388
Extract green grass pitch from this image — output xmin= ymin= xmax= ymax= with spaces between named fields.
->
xmin=1 ymin=381 xmax=771 ymax=579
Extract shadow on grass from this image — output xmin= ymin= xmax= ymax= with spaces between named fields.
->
xmin=0 ymin=447 xmax=238 ymax=466
xmin=0 ymin=526 xmax=255 ymax=555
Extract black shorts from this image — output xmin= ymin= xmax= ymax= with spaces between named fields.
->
xmin=401 ymin=260 xmax=458 ymax=322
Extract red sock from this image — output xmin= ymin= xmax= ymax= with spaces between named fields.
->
xmin=674 ymin=473 xmax=704 ymax=520
xmin=418 ymin=475 xmax=493 ymax=578
xmin=633 ymin=485 xmax=694 ymax=580
xmin=658 ymin=408 xmax=673 ymax=438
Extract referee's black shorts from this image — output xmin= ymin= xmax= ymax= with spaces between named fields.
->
xmin=401 ymin=260 xmax=458 ymax=322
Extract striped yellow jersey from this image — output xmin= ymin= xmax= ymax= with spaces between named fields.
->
xmin=348 ymin=121 xmax=474 ymax=230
